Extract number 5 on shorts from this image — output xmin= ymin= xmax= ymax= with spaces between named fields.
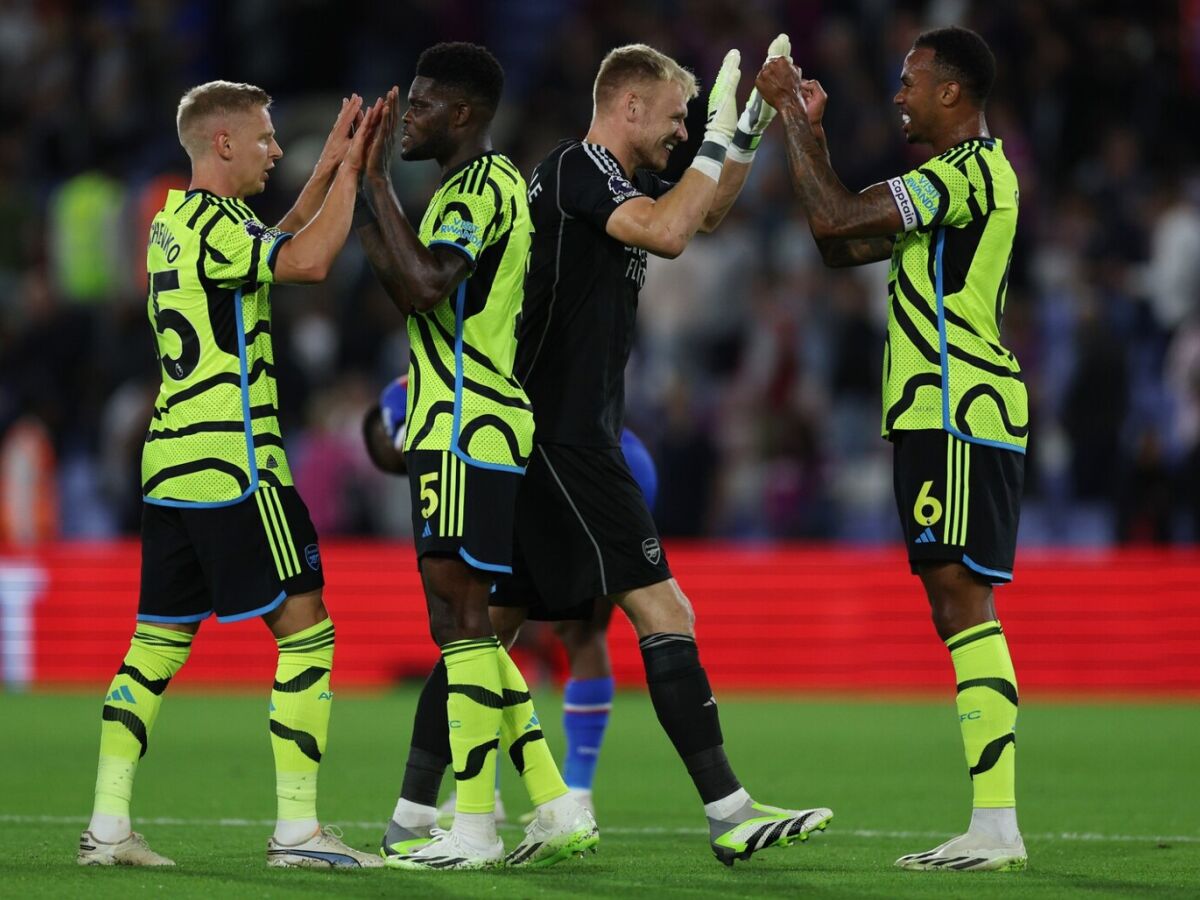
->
xmin=914 ymin=480 xmax=943 ymax=526
xmin=420 ymin=472 xmax=439 ymax=519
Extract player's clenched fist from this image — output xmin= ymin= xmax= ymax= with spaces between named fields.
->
xmin=754 ymin=56 xmax=805 ymax=114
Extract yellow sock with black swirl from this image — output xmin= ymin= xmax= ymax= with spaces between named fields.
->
xmin=90 ymin=624 xmax=193 ymax=842
xmin=496 ymin=645 xmax=568 ymax=807
xmin=947 ymin=621 xmax=1019 ymax=810
xmin=270 ymin=618 xmax=335 ymax=844
xmin=443 ymin=636 xmax=503 ymax=815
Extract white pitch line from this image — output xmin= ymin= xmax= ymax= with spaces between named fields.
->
xmin=3 ymin=815 xmax=1198 ymax=844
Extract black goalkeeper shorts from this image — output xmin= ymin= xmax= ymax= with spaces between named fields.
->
xmin=491 ymin=443 xmax=671 ymax=620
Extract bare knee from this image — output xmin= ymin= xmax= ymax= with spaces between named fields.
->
xmin=554 ymin=597 xmax=615 ymax=653
xmin=555 ymin=618 xmax=613 ymax=679
xmin=489 ymin=605 xmax=527 ymax=650
xmin=615 ymin=579 xmax=695 ymax=639
xmin=554 ymin=618 xmax=600 ymax=654
xmin=263 ymin=589 xmax=328 ymax=640
xmin=918 ymin=563 xmax=996 ymax=641
xmin=421 ymin=557 xmax=494 ymax=645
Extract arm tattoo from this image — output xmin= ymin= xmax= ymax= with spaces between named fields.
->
xmin=811 ymin=124 xmax=830 ymax=164
xmin=779 ymin=104 xmax=899 ymax=237
xmin=816 ymin=235 xmax=895 ymax=268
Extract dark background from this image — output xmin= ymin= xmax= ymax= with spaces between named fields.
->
xmin=1 ymin=0 xmax=1198 ymax=547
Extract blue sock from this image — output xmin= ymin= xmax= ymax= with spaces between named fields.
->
xmin=562 ymin=677 xmax=615 ymax=790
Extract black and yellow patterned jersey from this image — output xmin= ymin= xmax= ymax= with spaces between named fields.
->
xmin=142 ymin=188 xmax=293 ymax=506
xmin=405 ymin=151 xmax=534 ymax=470
xmin=883 ymin=137 xmax=1028 ymax=452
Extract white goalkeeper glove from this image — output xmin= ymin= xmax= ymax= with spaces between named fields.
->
xmin=728 ymin=33 xmax=792 ymax=164
xmin=690 ymin=48 xmax=741 ymax=183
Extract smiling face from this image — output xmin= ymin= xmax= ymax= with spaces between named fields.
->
xmin=630 ymin=79 xmax=688 ymax=172
xmin=400 ymin=76 xmax=458 ymax=162
xmin=226 ymin=105 xmax=281 ymax=196
xmin=893 ymin=46 xmax=943 ymax=146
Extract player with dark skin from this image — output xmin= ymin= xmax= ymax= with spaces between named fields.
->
xmin=358 ymin=83 xmax=494 ymax=649
xmin=754 ymin=49 xmax=995 ymax=644
xmin=755 ymin=29 xmax=1028 ymax=872
xmin=364 ymin=396 xmax=621 ymax=663
xmin=364 ymin=381 xmax=642 ymax=819
xmin=360 ymin=45 xmax=598 ymax=869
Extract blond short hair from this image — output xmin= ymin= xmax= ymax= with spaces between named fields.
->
xmin=593 ymin=44 xmax=699 ymax=110
xmin=176 ymin=80 xmax=272 ymax=158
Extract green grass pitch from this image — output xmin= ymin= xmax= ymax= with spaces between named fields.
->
xmin=1 ymin=689 xmax=1197 ymax=898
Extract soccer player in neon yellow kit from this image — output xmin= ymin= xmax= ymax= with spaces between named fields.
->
xmin=354 ymin=43 xmax=597 ymax=870
xmin=757 ymin=26 xmax=1028 ymax=872
xmin=79 ymin=82 xmax=384 ymax=868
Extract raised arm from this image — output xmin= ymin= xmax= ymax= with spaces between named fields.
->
xmin=795 ymin=77 xmax=895 ymax=267
xmin=756 ymin=58 xmax=900 ymax=259
xmin=698 ymin=158 xmax=751 ymax=233
xmin=359 ymin=87 xmax=471 ymax=315
xmin=355 ymin=216 xmax=417 ymax=315
xmin=272 ymin=99 xmax=380 ymax=284
xmin=701 ymin=33 xmax=793 ymax=233
xmin=605 ymin=168 xmax=720 ymax=258
xmin=276 ymin=96 xmax=365 ymax=234
xmin=604 ymin=49 xmax=741 ymax=258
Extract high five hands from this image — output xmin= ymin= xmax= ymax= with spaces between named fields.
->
xmin=365 ymin=87 xmax=402 ymax=182
xmin=756 ymin=57 xmax=828 ymax=130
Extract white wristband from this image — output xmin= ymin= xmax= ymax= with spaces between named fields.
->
xmin=726 ymin=145 xmax=756 ymax=165
xmin=690 ymin=135 xmax=729 ymax=183
xmin=690 ymin=156 xmax=723 ymax=182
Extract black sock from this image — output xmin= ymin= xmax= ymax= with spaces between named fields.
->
xmin=640 ymin=632 xmax=741 ymax=804
xmin=399 ymin=659 xmax=451 ymax=807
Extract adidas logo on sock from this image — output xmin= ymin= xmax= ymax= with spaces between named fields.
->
xmin=266 ymin=454 xmax=278 ymax=469
xmin=421 ymin=521 xmax=431 ymax=538
xmin=108 ymin=685 xmax=137 ymax=704
xmin=914 ymin=527 xmax=938 ymax=544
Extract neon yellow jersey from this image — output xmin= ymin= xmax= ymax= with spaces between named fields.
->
xmin=405 ymin=152 xmax=534 ymax=470
xmin=883 ymin=138 xmax=1028 ymax=451
xmin=142 ymin=189 xmax=293 ymax=505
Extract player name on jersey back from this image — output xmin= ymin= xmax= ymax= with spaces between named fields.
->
xmin=142 ymin=188 xmax=293 ymax=506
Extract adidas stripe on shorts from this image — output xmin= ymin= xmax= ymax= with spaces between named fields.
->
xmin=891 ymin=429 xmax=1024 ymax=584
xmin=138 ymin=485 xmax=324 ymax=623
xmin=405 ymin=449 xmax=522 ymax=575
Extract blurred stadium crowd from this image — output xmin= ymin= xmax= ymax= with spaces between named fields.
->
xmin=1 ymin=0 xmax=1198 ymax=546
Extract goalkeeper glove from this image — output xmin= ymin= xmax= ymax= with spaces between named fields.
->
xmin=728 ymin=33 xmax=792 ymax=164
xmin=690 ymin=49 xmax=741 ymax=183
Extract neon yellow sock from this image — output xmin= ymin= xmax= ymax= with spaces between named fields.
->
xmin=443 ymin=636 xmax=503 ymax=815
xmin=270 ymin=619 xmax=335 ymax=826
xmin=497 ymin=646 xmax=567 ymax=807
xmin=93 ymin=624 xmax=193 ymax=819
xmin=946 ymin=620 xmax=1019 ymax=808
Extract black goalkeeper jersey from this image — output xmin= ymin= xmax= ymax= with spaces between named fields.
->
xmin=515 ymin=139 xmax=671 ymax=447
